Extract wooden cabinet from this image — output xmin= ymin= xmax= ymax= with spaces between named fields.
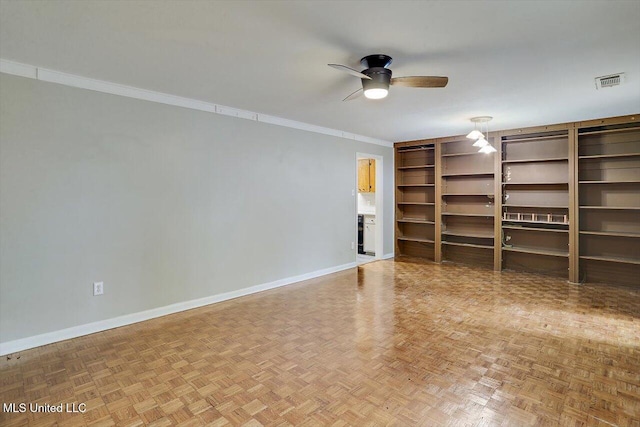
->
xmin=358 ymin=159 xmax=376 ymax=193
xmin=393 ymin=113 xmax=639 ymax=288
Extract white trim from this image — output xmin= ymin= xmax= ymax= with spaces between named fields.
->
xmin=382 ymin=252 xmax=395 ymax=259
xmin=356 ymin=152 xmax=384 ymax=260
xmin=0 ymin=261 xmax=357 ymax=356
xmin=0 ymin=59 xmax=392 ymax=147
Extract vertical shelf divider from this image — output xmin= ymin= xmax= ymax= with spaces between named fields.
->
xmin=494 ymin=134 xmax=503 ymax=271
xmin=568 ymin=128 xmax=579 ymax=283
xmin=434 ymin=139 xmax=442 ymax=262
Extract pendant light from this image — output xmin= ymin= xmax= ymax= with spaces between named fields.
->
xmin=467 ymin=116 xmax=496 ymax=153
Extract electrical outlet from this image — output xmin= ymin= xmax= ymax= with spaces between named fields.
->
xmin=351 ymin=242 xmax=355 ymax=250
xmin=93 ymin=282 xmax=104 ymax=296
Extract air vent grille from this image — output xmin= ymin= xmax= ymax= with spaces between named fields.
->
xmin=595 ymin=73 xmax=625 ymax=89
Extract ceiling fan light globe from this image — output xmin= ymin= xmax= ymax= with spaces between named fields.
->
xmin=364 ymin=88 xmax=388 ymax=99
xmin=466 ymin=130 xmax=484 ymax=140
xmin=473 ymin=137 xmax=489 ymax=147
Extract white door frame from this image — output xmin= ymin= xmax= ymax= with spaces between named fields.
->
xmin=356 ymin=152 xmax=383 ymax=260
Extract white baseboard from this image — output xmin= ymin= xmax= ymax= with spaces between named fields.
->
xmin=0 ymin=261 xmax=357 ymax=356
xmin=382 ymin=252 xmax=395 ymax=259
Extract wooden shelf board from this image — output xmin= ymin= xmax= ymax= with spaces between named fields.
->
xmin=397 ymin=202 xmax=435 ymax=206
xmin=442 ymin=231 xmax=494 ymax=239
xmin=442 ymin=212 xmax=494 ymax=217
xmin=502 ymin=157 xmax=569 ymax=164
xmin=502 ymin=225 xmax=569 ymax=233
xmin=580 ymin=255 xmax=640 ymax=265
xmin=397 ymin=146 xmax=434 ymax=153
xmin=441 ymin=152 xmax=485 ymax=158
xmin=398 ymin=219 xmax=436 ymax=224
xmin=442 ymin=193 xmax=495 ymax=197
xmin=502 ymin=219 xmax=569 ymax=226
xmin=398 ymin=165 xmax=435 ymax=169
xmin=578 ymin=180 xmax=640 ymax=184
xmin=579 ymin=206 xmax=640 ymax=210
xmin=503 ymin=204 xmax=568 ymax=209
xmin=579 ymin=152 xmax=640 ymax=160
xmin=397 ymin=184 xmax=436 ymax=187
xmin=580 ymin=230 xmax=640 ymax=238
xmin=397 ymin=236 xmax=435 ymax=244
xmin=502 ymin=134 xmax=568 ymax=143
xmin=578 ymin=127 xmax=640 ymax=136
xmin=503 ymin=181 xmax=569 ymax=185
xmin=442 ymin=241 xmax=493 ymax=250
xmin=503 ymin=246 xmax=569 ymax=258
xmin=442 ymin=172 xmax=494 ymax=177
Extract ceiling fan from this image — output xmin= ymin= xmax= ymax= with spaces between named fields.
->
xmin=328 ymin=54 xmax=448 ymax=101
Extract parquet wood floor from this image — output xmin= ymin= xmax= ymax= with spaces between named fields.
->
xmin=1 ymin=259 xmax=639 ymax=426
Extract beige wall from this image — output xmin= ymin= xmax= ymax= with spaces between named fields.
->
xmin=0 ymin=74 xmax=394 ymax=344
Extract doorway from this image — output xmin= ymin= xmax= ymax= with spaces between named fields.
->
xmin=356 ymin=153 xmax=383 ymax=265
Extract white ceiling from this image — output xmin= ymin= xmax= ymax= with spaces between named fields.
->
xmin=1 ymin=0 xmax=639 ymax=142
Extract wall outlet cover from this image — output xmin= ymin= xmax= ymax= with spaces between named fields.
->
xmin=93 ymin=282 xmax=104 ymax=296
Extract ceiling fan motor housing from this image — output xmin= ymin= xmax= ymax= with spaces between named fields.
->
xmin=362 ymin=67 xmax=392 ymax=93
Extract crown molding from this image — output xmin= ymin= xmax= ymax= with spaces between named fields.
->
xmin=0 ymin=59 xmax=392 ymax=147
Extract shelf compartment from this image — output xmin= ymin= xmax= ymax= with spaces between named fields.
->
xmin=443 ymin=153 xmax=494 ymax=176
xmin=397 ymin=184 xmax=436 ymax=187
xmin=397 ymin=239 xmax=434 ymax=259
xmin=442 ymin=241 xmax=493 ymax=249
xmin=397 ymin=165 xmax=434 ymax=170
xmin=578 ymin=128 xmax=640 ymax=157
xmin=580 ymin=255 xmax=640 ymax=266
xmin=442 ymin=172 xmax=494 ymax=177
xmin=503 ymin=187 xmax=568 ymax=208
xmin=579 ymin=180 xmax=640 ymax=184
xmin=503 ymin=204 xmax=568 ymax=209
xmin=398 ymin=204 xmax=435 ymax=223
xmin=443 ymin=242 xmax=494 ymax=269
xmin=579 ymin=209 xmax=639 ymax=235
xmin=442 ymin=212 xmax=494 ymax=217
xmin=398 ymin=222 xmax=435 ymax=243
xmin=503 ymin=160 xmax=568 ymax=185
xmin=441 ymin=139 xmax=492 ymax=156
xmin=502 ymin=157 xmax=568 ymax=164
xmin=397 ymin=168 xmax=435 ymax=186
xmin=579 ymin=206 xmax=640 ymax=210
xmin=397 ymin=219 xmax=435 ymax=224
xmin=502 ymin=133 xmax=568 ymax=143
xmin=441 ymin=152 xmax=486 ymax=158
xmin=503 ymin=246 xmax=569 ymax=258
xmin=442 ymin=215 xmax=494 ymax=238
xmin=442 ymin=195 xmax=494 ymax=216
xmin=579 ymin=257 xmax=640 ymax=287
xmin=580 ymin=230 xmax=640 ymax=238
xmin=397 ymin=187 xmax=435 ymax=204
xmin=580 ymin=234 xmax=640 ymax=265
xmin=578 ymin=156 xmax=639 ymax=182
xmin=579 ymin=152 xmax=640 ymax=160
xmin=442 ymin=175 xmax=494 ymax=195
xmin=398 ymin=147 xmax=435 ymax=167
xmin=442 ymin=193 xmax=495 ymax=197
xmin=442 ymin=230 xmax=494 ymax=239
xmin=502 ymin=250 xmax=568 ymax=278
xmin=503 ymin=225 xmax=568 ymax=233
xmin=502 ymin=227 xmax=569 ymax=257
xmin=397 ymin=146 xmax=434 ymax=152
xmin=397 ymin=236 xmax=435 ymax=244
xmin=578 ymin=184 xmax=640 ymax=208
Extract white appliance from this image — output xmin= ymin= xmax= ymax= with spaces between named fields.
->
xmin=363 ymin=215 xmax=375 ymax=255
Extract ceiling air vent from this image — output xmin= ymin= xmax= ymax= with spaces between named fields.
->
xmin=595 ymin=73 xmax=625 ymax=90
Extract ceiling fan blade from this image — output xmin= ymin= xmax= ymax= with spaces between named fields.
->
xmin=391 ymin=76 xmax=449 ymax=88
xmin=342 ymin=88 xmax=363 ymax=101
xmin=328 ymin=64 xmax=372 ymax=80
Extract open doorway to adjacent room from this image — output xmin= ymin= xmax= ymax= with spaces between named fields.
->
xmin=356 ymin=153 xmax=383 ymax=265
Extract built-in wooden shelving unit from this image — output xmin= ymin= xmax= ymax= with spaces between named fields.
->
xmin=439 ymin=137 xmax=496 ymax=269
xmin=394 ymin=114 xmax=638 ymax=287
xmin=500 ymin=130 xmax=571 ymax=279
xmin=577 ymin=122 xmax=640 ymax=286
xmin=395 ymin=142 xmax=436 ymax=259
